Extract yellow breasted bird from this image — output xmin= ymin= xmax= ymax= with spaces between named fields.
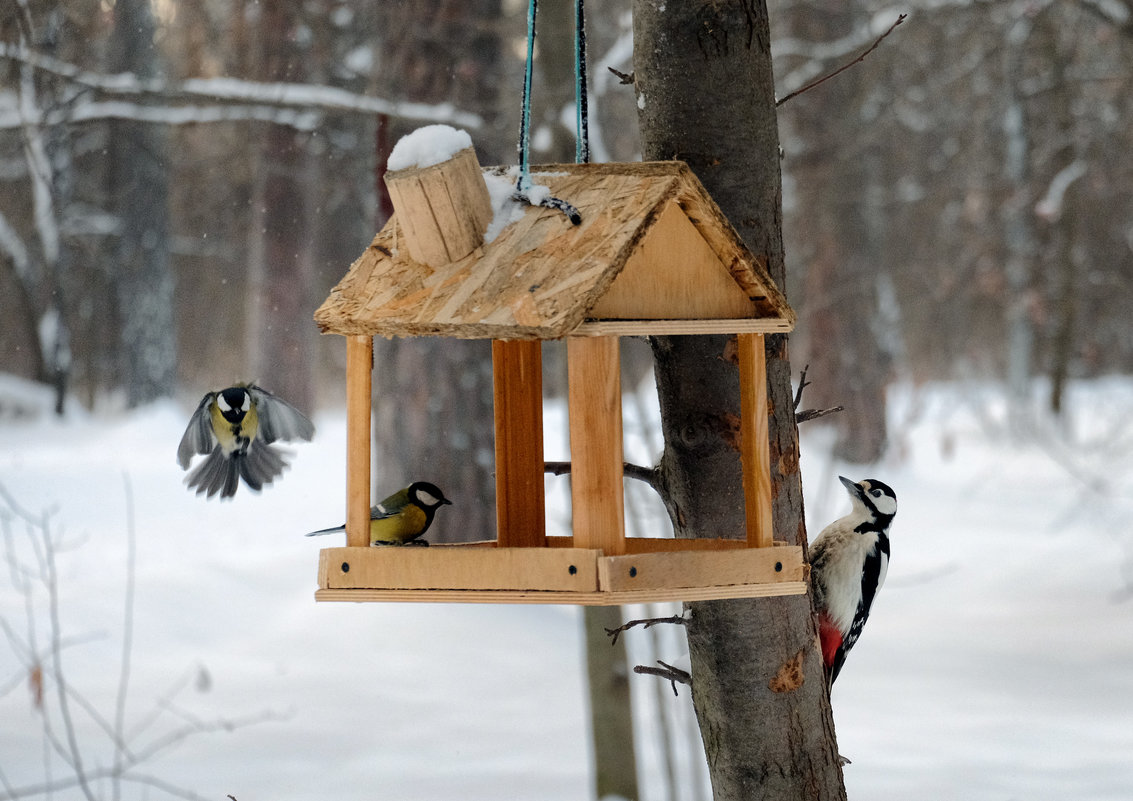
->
xmin=177 ymin=383 xmax=315 ymax=499
xmin=306 ymin=482 xmax=452 ymax=545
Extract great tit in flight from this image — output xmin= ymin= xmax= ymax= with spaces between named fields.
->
xmin=177 ymin=383 xmax=315 ymax=499
xmin=306 ymin=481 xmax=452 ymax=545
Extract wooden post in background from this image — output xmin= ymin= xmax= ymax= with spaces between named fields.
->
xmin=738 ymin=333 xmax=773 ymax=548
xmin=346 ymin=335 xmax=373 ymax=548
xmin=492 ymin=340 xmax=547 ymax=547
xmin=567 ymin=336 xmax=626 ymax=555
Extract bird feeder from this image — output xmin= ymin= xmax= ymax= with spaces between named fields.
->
xmin=312 ymin=145 xmax=805 ymax=604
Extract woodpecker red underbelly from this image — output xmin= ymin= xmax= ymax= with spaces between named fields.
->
xmin=818 ymin=612 xmax=843 ymax=670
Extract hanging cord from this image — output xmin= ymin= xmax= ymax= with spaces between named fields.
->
xmin=516 ymin=0 xmax=537 ymax=194
xmin=513 ymin=0 xmax=584 ymax=225
xmin=574 ymin=0 xmax=590 ymax=164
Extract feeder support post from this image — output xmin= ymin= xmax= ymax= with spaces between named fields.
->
xmin=567 ymin=336 xmax=626 ymax=555
xmin=346 ymin=335 xmax=373 ymax=548
xmin=492 ymin=339 xmax=547 ymax=547
xmin=738 ymin=333 xmax=774 ymax=547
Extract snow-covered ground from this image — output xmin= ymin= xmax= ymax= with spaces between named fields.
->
xmin=1 ymin=373 xmax=1132 ymax=800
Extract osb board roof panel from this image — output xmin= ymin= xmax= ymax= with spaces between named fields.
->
xmin=314 ymin=161 xmax=794 ymax=339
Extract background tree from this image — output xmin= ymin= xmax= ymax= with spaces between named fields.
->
xmin=634 ymin=1 xmax=846 ymax=798
xmin=107 ymin=0 xmax=175 ymax=407
xmin=368 ymin=0 xmax=508 ymax=543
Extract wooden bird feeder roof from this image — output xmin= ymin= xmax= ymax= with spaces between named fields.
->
xmin=312 ymin=149 xmax=803 ymax=606
xmin=314 ymin=161 xmax=795 ymax=340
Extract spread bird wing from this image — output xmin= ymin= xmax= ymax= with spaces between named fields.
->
xmin=177 ymin=392 xmax=218 ymax=468
xmin=249 ymin=385 xmax=315 ymax=444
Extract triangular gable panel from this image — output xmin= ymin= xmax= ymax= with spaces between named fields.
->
xmin=589 ymin=199 xmax=756 ymax=321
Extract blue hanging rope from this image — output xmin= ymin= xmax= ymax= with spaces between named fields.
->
xmin=516 ymin=0 xmax=537 ymax=194
xmin=574 ymin=0 xmax=590 ymax=164
xmin=513 ymin=0 xmax=585 ymax=225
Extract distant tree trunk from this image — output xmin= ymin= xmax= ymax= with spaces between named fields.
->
xmin=1039 ymin=8 xmax=1083 ymax=417
xmin=783 ymin=2 xmax=891 ymax=462
xmin=369 ymin=0 xmax=502 ymax=541
xmin=13 ymin=17 xmax=75 ymax=414
xmin=1002 ymin=14 xmax=1037 ymax=430
xmin=828 ymin=144 xmax=892 ymax=463
xmin=246 ymin=0 xmax=317 ymax=412
xmin=586 ymin=605 xmax=639 ymax=801
xmin=107 ymin=0 xmax=176 ymax=407
xmin=634 ymin=2 xmax=846 ymax=799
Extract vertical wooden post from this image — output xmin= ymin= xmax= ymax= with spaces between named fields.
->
xmin=567 ymin=336 xmax=626 ymax=555
xmin=345 ymin=335 xmax=373 ymax=548
xmin=492 ymin=340 xmax=547 ymax=547
xmin=738 ymin=333 xmax=773 ymax=548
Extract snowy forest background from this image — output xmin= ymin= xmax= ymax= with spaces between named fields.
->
xmin=3 ymin=0 xmax=1133 ymax=799
xmin=3 ymin=0 xmax=1132 ymax=449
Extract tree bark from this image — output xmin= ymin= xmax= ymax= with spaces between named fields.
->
xmin=585 ymin=605 xmax=640 ymax=801
xmin=245 ymin=0 xmax=318 ymax=412
xmin=107 ymin=0 xmax=176 ymax=407
xmin=369 ymin=0 xmax=502 ymax=541
xmin=633 ymin=2 xmax=846 ymax=798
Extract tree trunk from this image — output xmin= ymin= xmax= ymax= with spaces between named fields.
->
xmin=369 ymin=0 xmax=502 ymax=541
xmin=1002 ymin=14 xmax=1037 ymax=432
xmin=585 ymin=605 xmax=639 ymax=801
xmin=780 ymin=2 xmax=891 ymax=463
xmin=633 ymin=2 xmax=846 ymax=798
xmin=107 ymin=0 xmax=176 ymax=407
xmin=246 ymin=0 xmax=317 ymax=412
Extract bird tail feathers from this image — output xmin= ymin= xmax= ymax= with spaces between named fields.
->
xmin=305 ymin=525 xmax=346 ymax=537
xmin=185 ymin=446 xmax=240 ymax=500
xmin=239 ymin=441 xmax=289 ymax=493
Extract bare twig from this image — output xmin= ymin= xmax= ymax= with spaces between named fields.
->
xmin=607 ymin=66 xmax=634 ymax=85
xmin=634 ymin=660 xmax=692 ymax=696
xmin=605 ymin=614 xmax=687 ymax=646
xmin=791 ymin=365 xmax=845 ymax=424
xmin=41 ymin=504 xmax=97 ymax=801
xmin=793 ymin=364 xmax=812 ymax=411
xmin=113 ymin=473 xmax=137 ymax=801
xmin=797 ymin=406 xmax=844 ymax=423
xmin=776 ymin=14 xmax=907 ymax=107
xmin=545 ymin=460 xmax=661 ymax=493
xmin=0 ymin=482 xmax=280 ymax=801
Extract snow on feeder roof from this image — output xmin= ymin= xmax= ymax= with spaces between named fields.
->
xmin=386 ymin=124 xmax=474 ymax=171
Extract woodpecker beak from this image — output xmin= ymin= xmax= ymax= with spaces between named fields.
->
xmin=838 ymin=475 xmax=862 ymax=498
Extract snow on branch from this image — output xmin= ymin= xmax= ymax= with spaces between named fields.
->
xmin=0 ymin=43 xmax=483 ymax=131
xmin=1034 ymin=160 xmax=1087 ymax=222
xmin=0 ymin=209 xmax=31 ymax=282
xmin=1076 ymin=0 xmax=1133 ymax=34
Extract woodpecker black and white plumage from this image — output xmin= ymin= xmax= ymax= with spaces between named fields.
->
xmin=177 ymin=383 xmax=315 ymax=499
xmin=810 ymin=476 xmax=897 ymax=688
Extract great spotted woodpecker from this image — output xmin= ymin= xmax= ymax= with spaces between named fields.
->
xmin=810 ymin=476 xmax=897 ymax=688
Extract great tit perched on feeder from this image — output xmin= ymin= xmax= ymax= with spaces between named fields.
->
xmin=177 ymin=383 xmax=315 ymax=500
xmin=306 ymin=481 xmax=452 ymax=546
